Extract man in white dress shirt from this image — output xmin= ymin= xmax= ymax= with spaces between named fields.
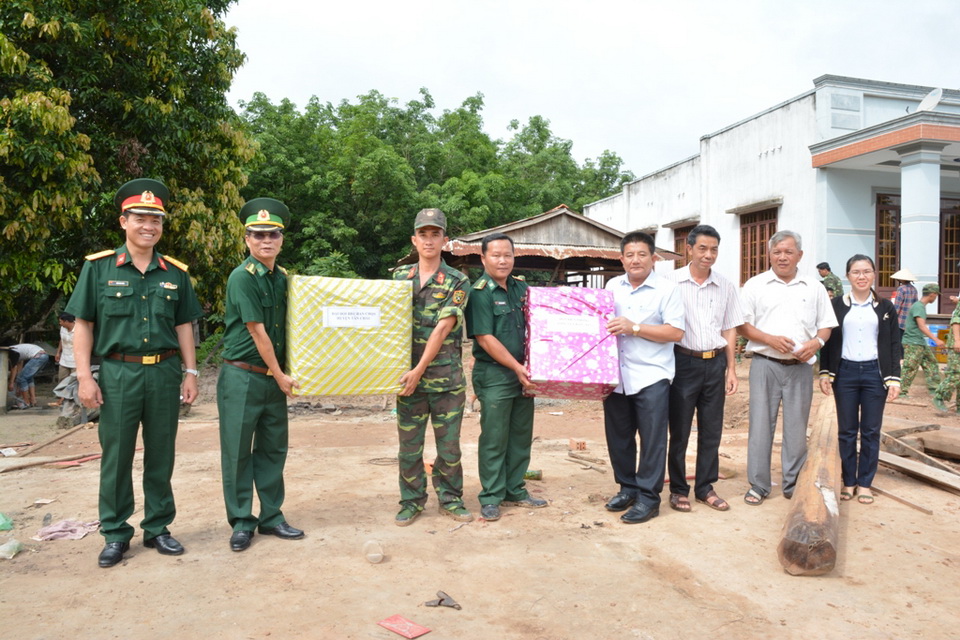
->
xmin=667 ymin=225 xmax=743 ymax=514
xmin=602 ymin=231 xmax=685 ymax=524
xmin=738 ymin=230 xmax=837 ymax=505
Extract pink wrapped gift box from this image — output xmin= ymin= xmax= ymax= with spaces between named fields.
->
xmin=525 ymin=286 xmax=619 ymax=400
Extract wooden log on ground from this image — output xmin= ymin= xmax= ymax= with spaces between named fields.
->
xmin=880 ymin=433 xmax=960 ymax=477
xmin=17 ymin=422 xmax=93 ymax=457
xmin=0 ymin=453 xmax=94 ymax=473
xmin=878 ymin=451 xmax=960 ymax=496
xmin=919 ymin=427 xmax=960 ymax=461
xmin=777 ymin=400 xmax=841 ymax=576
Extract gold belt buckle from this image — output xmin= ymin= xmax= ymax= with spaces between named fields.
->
xmin=142 ymin=354 xmax=160 ymax=365
xmin=703 ymin=351 xmax=715 ymax=359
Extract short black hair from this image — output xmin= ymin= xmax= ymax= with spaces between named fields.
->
xmin=481 ymin=232 xmax=514 ymax=255
xmin=620 ymin=230 xmax=655 ymax=255
xmin=686 ymin=224 xmax=721 ymax=246
xmin=59 ymin=312 xmax=75 ymax=322
xmin=816 ymin=262 xmax=831 ymax=271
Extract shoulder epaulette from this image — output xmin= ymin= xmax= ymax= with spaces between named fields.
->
xmin=162 ymin=255 xmax=189 ymax=272
xmin=473 ymin=278 xmax=487 ymax=290
xmin=85 ymin=249 xmax=115 ymax=261
xmin=277 ymin=265 xmax=288 ymax=275
xmin=245 ymin=263 xmax=257 ymax=275
xmin=512 ymin=274 xmax=526 ymax=281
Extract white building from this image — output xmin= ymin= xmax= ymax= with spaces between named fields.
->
xmin=584 ymin=75 xmax=960 ymax=312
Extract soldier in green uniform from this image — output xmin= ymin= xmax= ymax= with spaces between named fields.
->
xmin=65 ymin=178 xmax=203 ymax=568
xmin=218 ymin=198 xmax=304 ymax=552
xmin=392 ymin=208 xmax=473 ymax=526
xmin=901 ymin=284 xmax=944 ymax=397
xmin=817 ymin=262 xmax=844 ymax=299
xmin=466 ymin=232 xmax=548 ymax=522
xmin=933 ymin=300 xmax=960 ymax=412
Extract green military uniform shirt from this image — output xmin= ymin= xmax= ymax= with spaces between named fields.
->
xmin=65 ymin=244 xmax=202 ymax=353
xmin=393 ymin=260 xmax=470 ymax=393
xmin=221 ymin=255 xmax=288 ymax=368
xmin=821 ymin=272 xmax=843 ymax=299
xmin=466 ymin=272 xmax=528 ymax=384
xmin=902 ymin=301 xmax=930 ymax=346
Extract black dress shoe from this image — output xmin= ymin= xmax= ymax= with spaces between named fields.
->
xmin=257 ymin=521 xmax=304 ymax=539
xmin=620 ymin=502 xmax=660 ymax=524
xmin=230 ymin=530 xmax=254 ymax=552
xmin=98 ymin=541 xmax=130 ymax=568
xmin=604 ymin=491 xmax=637 ymax=512
xmin=144 ymin=533 xmax=185 ymax=555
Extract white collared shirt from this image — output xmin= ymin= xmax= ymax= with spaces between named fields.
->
xmin=841 ymin=294 xmax=879 ymax=362
xmin=740 ymin=269 xmax=838 ymax=360
xmin=670 ymin=265 xmax=744 ymax=352
xmin=605 ymin=271 xmax=685 ymax=395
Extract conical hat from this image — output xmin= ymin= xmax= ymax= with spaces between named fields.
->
xmin=890 ymin=268 xmax=916 ymax=282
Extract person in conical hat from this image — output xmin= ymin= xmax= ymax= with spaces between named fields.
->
xmin=217 ymin=197 xmax=303 ymax=552
xmin=65 ymin=177 xmax=203 ymax=568
xmin=892 ymin=267 xmax=919 ymax=340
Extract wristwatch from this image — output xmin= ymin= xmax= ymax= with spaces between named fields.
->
xmin=632 ymin=324 xmax=641 ymax=336
xmin=184 ymin=368 xmax=199 ymax=377
xmin=815 ymin=337 xmax=825 ymax=348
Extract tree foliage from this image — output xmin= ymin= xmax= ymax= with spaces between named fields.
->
xmin=239 ymin=90 xmax=635 ymax=279
xmin=1 ymin=0 xmax=255 ymax=338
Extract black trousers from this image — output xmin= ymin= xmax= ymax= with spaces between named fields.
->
xmin=667 ymin=353 xmax=726 ymax=499
xmin=603 ymin=379 xmax=670 ymax=508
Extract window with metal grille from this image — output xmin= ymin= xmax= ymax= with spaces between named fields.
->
xmin=739 ymin=208 xmax=777 ymax=285
xmin=875 ymin=194 xmax=901 ymax=292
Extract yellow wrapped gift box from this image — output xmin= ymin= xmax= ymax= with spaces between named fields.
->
xmin=287 ymin=275 xmax=412 ymax=395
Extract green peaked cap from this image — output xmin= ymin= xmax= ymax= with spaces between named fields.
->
xmin=239 ymin=197 xmax=290 ymax=230
xmin=114 ymin=178 xmax=170 ymax=215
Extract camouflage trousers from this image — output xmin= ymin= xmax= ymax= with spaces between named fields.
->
xmin=396 ymin=388 xmax=466 ymax=510
xmin=933 ymin=348 xmax=960 ymax=406
xmin=901 ymin=344 xmax=942 ymax=394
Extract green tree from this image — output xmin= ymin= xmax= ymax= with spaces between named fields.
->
xmin=1 ymin=0 xmax=254 ymax=338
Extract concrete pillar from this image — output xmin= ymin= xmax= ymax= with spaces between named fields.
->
xmin=896 ymin=141 xmax=945 ymax=312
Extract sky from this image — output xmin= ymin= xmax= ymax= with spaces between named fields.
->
xmin=224 ymin=0 xmax=957 ymax=179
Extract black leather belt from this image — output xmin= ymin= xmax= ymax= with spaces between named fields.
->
xmin=224 ymin=359 xmax=273 ymax=376
xmin=675 ymin=346 xmax=720 ymax=359
xmin=106 ymin=349 xmax=178 ymax=365
xmin=752 ymin=352 xmax=806 ymax=366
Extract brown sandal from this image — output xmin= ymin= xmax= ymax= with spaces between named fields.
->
xmin=697 ymin=490 xmax=730 ymax=511
xmin=669 ymin=493 xmax=692 ymax=512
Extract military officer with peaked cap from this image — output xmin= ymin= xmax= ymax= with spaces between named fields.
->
xmin=218 ymin=197 xmax=304 ymax=552
xmin=66 ymin=178 xmax=203 ymax=568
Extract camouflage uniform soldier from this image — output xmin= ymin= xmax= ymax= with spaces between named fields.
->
xmin=933 ymin=303 xmax=960 ymax=412
xmin=817 ymin=262 xmax=844 ymax=299
xmin=901 ymin=284 xmax=943 ymax=396
xmin=392 ymin=208 xmax=473 ymax=526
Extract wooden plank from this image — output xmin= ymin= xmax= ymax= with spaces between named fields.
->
xmin=777 ymin=401 xmax=841 ymax=576
xmin=919 ymin=429 xmax=960 ymax=461
xmin=871 ymin=486 xmax=933 ymax=515
xmin=878 ymin=451 xmax=960 ymax=496
xmin=880 ymin=433 xmax=960 ymax=477
xmin=881 ymin=415 xmax=941 ymax=438
xmin=0 ymin=453 xmax=94 ymax=473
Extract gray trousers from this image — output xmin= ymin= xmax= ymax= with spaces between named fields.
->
xmin=747 ymin=356 xmax=813 ymax=496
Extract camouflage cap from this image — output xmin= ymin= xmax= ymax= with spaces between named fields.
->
xmin=922 ymin=283 xmax=940 ymax=295
xmin=413 ymin=208 xmax=447 ymax=232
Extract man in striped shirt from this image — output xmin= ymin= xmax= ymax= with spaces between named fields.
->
xmin=667 ymin=225 xmax=744 ymax=513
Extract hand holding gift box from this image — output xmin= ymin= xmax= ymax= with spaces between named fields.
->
xmin=525 ymin=286 xmax=619 ymax=400
xmin=287 ymin=276 xmax=412 ymax=396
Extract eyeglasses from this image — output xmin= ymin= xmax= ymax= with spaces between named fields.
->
xmin=248 ymin=230 xmax=282 ymax=241
xmin=848 ymin=270 xmax=875 ymax=278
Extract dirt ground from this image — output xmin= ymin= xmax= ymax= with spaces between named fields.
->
xmin=2 ymin=359 xmax=959 ymax=640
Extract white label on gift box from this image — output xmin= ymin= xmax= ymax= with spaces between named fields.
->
xmin=543 ymin=314 xmax=598 ymax=335
xmin=322 ymin=306 xmax=382 ymax=328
